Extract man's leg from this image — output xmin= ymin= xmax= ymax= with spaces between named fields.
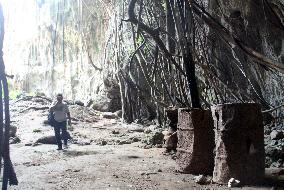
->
xmin=60 ymin=121 xmax=68 ymax=146
xmin=54 ymin=122 xmax=62 ymax=150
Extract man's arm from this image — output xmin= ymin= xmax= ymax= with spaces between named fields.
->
xmin=49 ymin=101 xmax=57 ymax=113
xmin=49 ymin=106 xmax=54 ymax=113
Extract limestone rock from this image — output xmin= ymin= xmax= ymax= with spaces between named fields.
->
xmin=228 ymin=178 xmax=241 ymax=187
xmin=144 ymin=125 xmax=159 ymax=134
xmin=265 ymin=147 xmax=282 ymax=162
xmin=9 ymin=125 xmax=17 ymax=137
xmin=270 ymin=130 xmax=284 ymax=140
xmin=118 ymin=140 xmax=131 ymax=145
xmin=35 ymin=135 xmax=57 ymax=144
xmin=64 ymin=100 xmax=75 ymax=105
xmin=111 ymin=130 xmax=120 ymax=134
xmin=144 ymin=131 xmax=164 ymax=145
xmin=92 ymin=80 xmax=121 ymax=112
xmin=9 ymin=136 xmax=21 ymax=144
xmin=144 ymin=128 xmax=152 ymax=134
xmin=163 ymin=131 xmax=177 ymax=152
xmin=194 ymin=175 xmax=208 ymax=185
xmin=43 ymin=120 xmax=49 ymax=125
xmin=101 ymin=112 xmax=118 ymax=119
xmin=75 ymin=100 xmax=84 ymax=106
xmin=100 ymin=140 xmax=107 ymax=146
xmin=35 ymin=132 xmax=71 ymax=144
xmin=115 ymin=110 xmax=122 ymax=118
xmin=86 ymin=99 xmax=93 ymax=107
xmin=130 ymin=137 xmax=140 ymax=143
xmin=74 ymin=139 xmax=91 ymax=146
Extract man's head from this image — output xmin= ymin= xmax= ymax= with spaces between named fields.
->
xmin=56 ymin=93 xmax=63 ymax=102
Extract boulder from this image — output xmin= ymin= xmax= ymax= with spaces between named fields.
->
xmin=101 ymin=140 xmax=107 ymax=146
xmin=35 ymin=92 xmax=46 ymax=97
xmin=86 ymin=99 xmax=93 ymax=107
xmin=92 ymin=96 xmax=110 ymax=112
xmin=35 ymin=132 xmax=72 ymax=144
xmin=144 ymin=125 xmax=159 ymax=133
xmin=194 ymin=175 xmax=209 ymax=185
xmin=75 ymin=100 xmax=84 ymax=106
xmin=265 ymin=147 xmax=283 ymax=161
xmin=112 ymin=130 xmax=120 ymax=134
xmin=145 ymin=131 xmax=164 ymax=145
xmin=74 ymin=139 xmax=91 ymax=146
xmin=115 ymin=110 xmax=122 ymax=118
xmin=228 ymin=178 xmax=241 ymax=187
xmin=92 ymin=79 xmax=121 ymax=112
xmin=92 ymin=95 xmax=121 ymax=112
xmin=35 ymin=135 xmax=57 ymax=144
xmin=101 ymin=112 xmax=118 ymax=119
xmin=131 ymin=137 xmax=140 ymax=142
xmin=9 ymin=136 xmax=21 ymax=144
xmin=9 ymin=125 xmax=17 ymax=137
xmin=270 ymin=130 xmax=284 ymax=140
xmin=163 ymin=131 xmax=177 ymax=152
xmin=118 ymin=140 xmax=131 ymax=145
xmin=64 ymin=100 xmax=75 ymax=105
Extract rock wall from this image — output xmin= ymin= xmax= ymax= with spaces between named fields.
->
xmin=209 ymin=0 xmax=284 ymax=112
xmin=2 ymin=0 xmax=120 ymax=110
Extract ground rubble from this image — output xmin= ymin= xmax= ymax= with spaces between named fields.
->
xmin=4 ymin=95 xmax=284 ymax=189
xmin=264 ymin=124 xmax=284 ymax=168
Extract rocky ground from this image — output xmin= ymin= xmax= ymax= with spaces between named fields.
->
xmin=265 ymin=124 xmax=284 ymax=169
xmin=1 ymin=96 xmax=284 ymax=189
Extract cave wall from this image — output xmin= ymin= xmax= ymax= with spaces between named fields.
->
xmin=2 ymin=0 xmax=117 ymax=104
xmin=209 ymin=0 xmax=284 ymax=114
xmin=1 ymin=0 xmax=283 ymax=119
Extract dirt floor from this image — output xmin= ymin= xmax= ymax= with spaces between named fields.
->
xmin=1 ymin=96 xmax=284 ymax=190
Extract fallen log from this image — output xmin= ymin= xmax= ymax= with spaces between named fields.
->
xmin=20 ymin=106 xmax=50 ymax=113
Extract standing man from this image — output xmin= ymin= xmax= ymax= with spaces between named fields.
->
xmin=49 ymin=93 xmax=71 ymax=150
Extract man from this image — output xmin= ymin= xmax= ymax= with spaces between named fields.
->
xmin=49 ymin=93 xmax=71 ymax=150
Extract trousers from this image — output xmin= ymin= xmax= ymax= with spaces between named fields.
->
xmin=53 ymin=120 xmax=68 ymax=148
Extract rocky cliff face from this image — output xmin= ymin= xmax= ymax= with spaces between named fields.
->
xmin=207 ymin=0 xmax=284 ymax=123
xmin=2 ymin=0 xmax=119 ymax=107
xmin=2 ymin=0 xmax=284 ymax=116
xmin=209 ymin=0 xmax=284 ymax=168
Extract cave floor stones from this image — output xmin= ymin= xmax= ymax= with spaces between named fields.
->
xmin=4 ymin=97 xmax=283 ymax=190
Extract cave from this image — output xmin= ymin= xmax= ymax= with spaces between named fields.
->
xmin=0 ymin=0 xmax=283 ymax=189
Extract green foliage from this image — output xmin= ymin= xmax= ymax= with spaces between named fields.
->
xmin=9 ymin=90 xmax=22 ymax=100
xmin=136 ymin=34 xmax=144 ymax=46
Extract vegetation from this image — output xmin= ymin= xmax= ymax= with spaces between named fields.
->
xmin=114 ymin=0 xmax=284 ymax=123
xmin=0 ymin=0 xmax=284 ymax=188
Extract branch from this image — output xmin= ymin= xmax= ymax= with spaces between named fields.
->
xmin=190 ymin=0 xmax=284 ymax=73
xmin=128 ymin=0 xmax=185 ymax=76
xmin=119 ymin=70 xmax=168 ymax=108
xmin=87 ymin=51 xmax=103 ymax=72
xmin=262 ymin=103 xmax=284 ymax=113
xmin=20 ymin=106 xmax=49 ymax=113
